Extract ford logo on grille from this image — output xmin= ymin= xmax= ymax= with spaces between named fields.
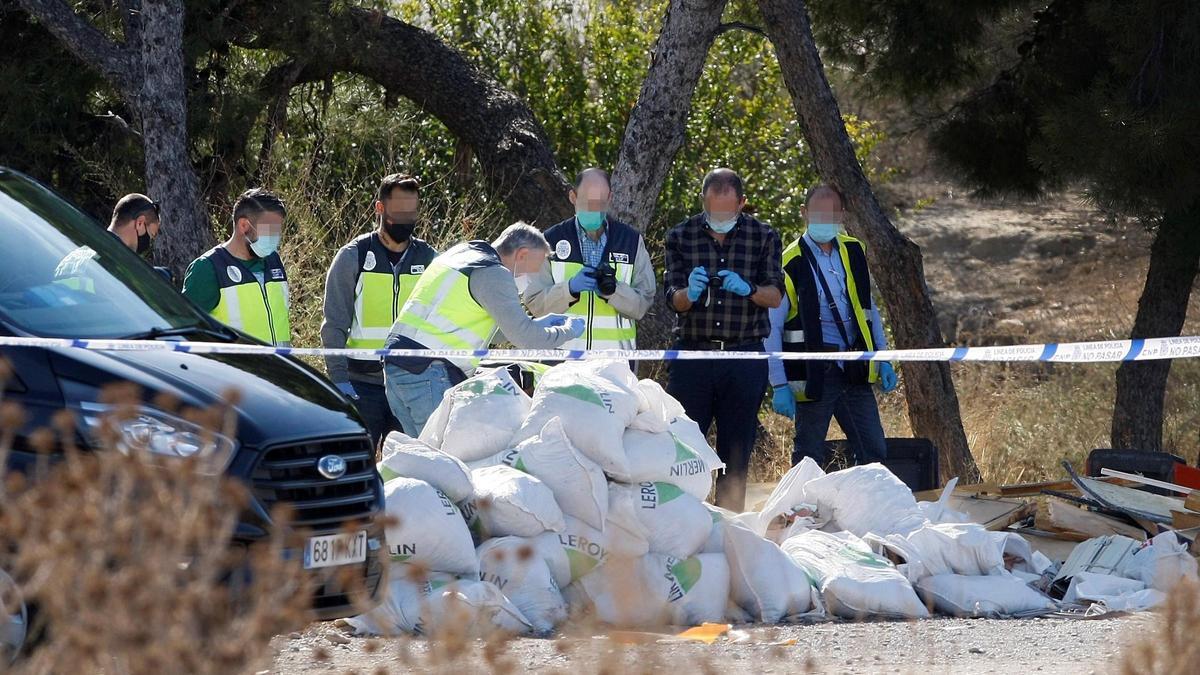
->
xmin=316 ymin=455 xmax=347 ymax=480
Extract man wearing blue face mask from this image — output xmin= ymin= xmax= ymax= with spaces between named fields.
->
xmin=523 ymin=168 xmax=656 ymax=351
xmin=183 ymin=188 xmax=292 ymax=346
xmin=764 ymin=184 xmax=898 ymax=469
xmin=663 ymin=168 xmax=784 ymax=510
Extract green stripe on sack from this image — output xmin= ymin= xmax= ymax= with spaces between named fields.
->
xmin=379 ymin=465 xmax=399 ymax=482
xmin=654 ymin=482 xmax=685 ymax=504
xmin=671 ymin=432 xmax=699 ymax=463
xmin=544 ymin=383 xmax=606 ymax=407
xmin=669 ymin=557 xmax=702 ymax=594
xmin=565 ymin=548 xmax=602 ymax=580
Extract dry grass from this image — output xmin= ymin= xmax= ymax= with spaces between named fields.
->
xmin=0 ymin=372 xmax=333 ymax=673
xmin=1121 ymin=579 xmax=1200 ymax=675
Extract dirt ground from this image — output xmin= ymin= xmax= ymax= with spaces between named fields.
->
xmin=269 ymin=613 xmax=1151 ymax=674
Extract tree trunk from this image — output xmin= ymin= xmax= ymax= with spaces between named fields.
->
xmin=18 ymin=0 xmax=212 ymax=280
xmin=758 ymin=0 xmax=981 ymax=482
xmin=235 ymin=2 xmax=573 ymax=228
xmin=135 ymin=0 xmax=212 ymax=280
xmin=609 ymin=0 xmax=728 ymax=349
xmin=1111 ymin=208 xmax=1200 ymax=451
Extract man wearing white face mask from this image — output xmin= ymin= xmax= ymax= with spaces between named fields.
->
xmin=764 ymin=184 xmax=898 ymax=469
xmin=183 ymin=188 xmax=292 ymax=346
xmin=382 ymin=222 xmax=585 ymax=435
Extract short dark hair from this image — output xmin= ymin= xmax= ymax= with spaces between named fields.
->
xmin=701 ymin=168 xmax=744 ymax=199
xmin=111 ymin=193 xmax=158 ymax=227
xmin=805 ymin=183 xmax=845 ymax=207
xmin=377 ymin=173 xmax=420 ymax=203
xmin=232 ymin=188 xmax=286 ymax=225
xmin=573 ymin=167 xmax=610 ymax=189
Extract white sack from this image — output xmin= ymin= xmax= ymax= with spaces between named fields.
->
xmin=469 ymin=417 xmax=608 ymax=529
xmin=801 ymin=463 xmax=928 ymax=537
xmin=384 ymin=477 xmax=479 ymax=577
xmin=477 ymin=537 xmax=567 ymax=635
xmin=419 ymin=367 xmax=532 ymax=462
xmin=534 ymin=516 xmax=613 ymax=588
xmin=565 ymin=553 xmax=730 ymax=627
xmin=628 ymin=379 xmax=685 ymax=433
xmin=610 ymin=481 xmax=710 ymax=559
xmin=379 ymin=432 xmax=474 ymax=503
xmin=618 ymin=427 xmax=715 ymax=500
xmin=1119 ymin=532 xmax=1200 ymax=592
xmin=917 ymin=573 xmax=1055 ymax=618
xmin=783 ymin=529 xmax=928 ymax=620
xmin=347 ymin=563 xmax=531 ymax=637
xmin=511 ymin=364 xmax=640 ymax=476
xmin=464 ymin=465 xmax=566 ymax=538
xmin=724 ymin=521 xmax=817 ymax=622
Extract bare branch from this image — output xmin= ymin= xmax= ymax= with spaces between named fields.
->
xmin=715 ymin=21 xmax=765 ymax=38
xmin=16 ymin=0 xmax=138 ymax=95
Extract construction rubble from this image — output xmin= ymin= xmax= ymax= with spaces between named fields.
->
xmin=347 ymin=360 xmax=1200 ymax=638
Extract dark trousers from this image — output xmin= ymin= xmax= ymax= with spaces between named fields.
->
xmin=666 ymin=350 xmax=768 ymax=511
xmin=793 ymin=364 xmax=887 ymax=467
xmin=353 ymin=380 xmax=404 ymax=451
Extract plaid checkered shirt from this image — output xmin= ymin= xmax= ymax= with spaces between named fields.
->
xmin=663 ymin=213 xmax=784 ymax=343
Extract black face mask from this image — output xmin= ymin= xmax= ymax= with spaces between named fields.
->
xmin=135 ymin=224 xmax=153 ymax=255
xmin=383 ymin=220 xmax=415 ymax=243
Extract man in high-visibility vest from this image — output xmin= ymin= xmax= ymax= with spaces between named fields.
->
xmin=55 ymin=193 xmax=162 ymax=290
xmin=321 ymin=173 xmax=438 ymax=447
xmin=522 ymin=168 xmax=656 ymax=351
xmin=764 ymin=184 xmax=898 ymax=468
xmin=183 ymin=188 xmax=292 ymax=346
xmin=383 ymin=223 xmax=586 ymax=435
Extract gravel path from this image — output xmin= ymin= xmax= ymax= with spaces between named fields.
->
xmin=270 ymin=613 xmax=1150 ymax=674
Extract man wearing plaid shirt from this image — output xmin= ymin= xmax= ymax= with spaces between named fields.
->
xmin=663 ymin=168 xmax=784 ymax=510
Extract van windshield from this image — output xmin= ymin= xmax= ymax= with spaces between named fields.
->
xmin=0 ymin=169 xmax=210 ymax=338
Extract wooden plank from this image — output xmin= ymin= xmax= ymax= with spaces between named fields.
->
xmin=998 ymin=475 xmax=1138 ymax=498
xmin=1099 ymin=468 xmax=1193 ymax=495
xmin=1172 ymin=510 xmax=1200 ymax=530
xmin=1016 ymin=530 xmax=1084 ymax=565
xmin=1035 ymin=498 xmax=1146 ymax=541
xmin=948 ymin=495 xmax=1034 ymax=531
xmin=1186 ymin=492 xmax=1200 ymax=513
xmin=1071 ymin=474 xmax=1189 ymax=524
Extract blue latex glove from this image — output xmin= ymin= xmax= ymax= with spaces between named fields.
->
xmin=878 ymin=362 xmax=898 ymax=393
xmin=564 ymin=316 xmax=587 ymax=339
xmin=534 ymin=314 xmax=570 ymax=329
xmin=717 ymin=270 xmax=753 ymax=297
xmin=772 ymin=384 xmax=796 ymax=419
xmin=335 ymin=381 xmax=359 ymax=400
xmin=686 ymin=267 xmax=709 ymax=302
xmin=569 ymin=269 xmax=598 ymax=295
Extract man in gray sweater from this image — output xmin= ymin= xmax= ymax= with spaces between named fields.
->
xmin=320 ymin=174 xmax=437 ymax=448
xmin=384 ymin=223 xmax=585 ymax=435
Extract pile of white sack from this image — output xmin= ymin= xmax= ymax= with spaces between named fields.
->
xmin=349 ymin=360 xmax=1196 ymax=637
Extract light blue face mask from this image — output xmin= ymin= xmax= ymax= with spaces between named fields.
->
xmin=807 ymin=222 xmax=839 ymax=244
xmin=249 ymin=234 xmax=280 ymax=258
xmin=577 ymin=211 xmax=606 ymax=232
xmin=706 ymin=212 xmax=739 ymax=234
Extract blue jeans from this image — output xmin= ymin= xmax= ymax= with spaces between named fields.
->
xmin=351 ymin=380 xmax=404 ymax=450
xmin=793 ymin=363 xmax=887 ymax=467
xmin=384 ymin=361 xmax=453 ymax=438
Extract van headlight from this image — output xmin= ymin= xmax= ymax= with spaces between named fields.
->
xmin=77 ymin=402 xmax=237 ymax=474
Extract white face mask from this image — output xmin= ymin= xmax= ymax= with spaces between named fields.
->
xmin=514 ymin=273 xmax=533 ymax=295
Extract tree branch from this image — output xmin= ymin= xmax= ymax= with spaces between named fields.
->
xmin=715 ymin=21 xmax=765 ymax=38
xmin=17 ymin=0 xmax=138 ymax=95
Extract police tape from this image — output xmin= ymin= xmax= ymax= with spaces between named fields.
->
xmin=1 ymin=334 xmax=1199 ymax=363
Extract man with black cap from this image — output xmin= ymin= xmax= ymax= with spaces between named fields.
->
xmin=320 ymin=173 xmax=438 ymax=447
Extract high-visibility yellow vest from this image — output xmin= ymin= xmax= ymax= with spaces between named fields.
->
xmin=544 ymin=217 xmax=640 ymax=350
xmin=781 ymin=232 xmax=878 ymax=402
xmin=392 ymin=241 xmax=501 ymax=376
xmin=344 ymin=233 xmax=437 ymax=364
xmin=205 ymin=246 xmax=291 ymax=346
xmin=53 ymin=246 xmax=98 ymax=293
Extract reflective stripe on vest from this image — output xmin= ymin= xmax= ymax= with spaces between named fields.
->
xmin=394 ymin=245 xmax=498 ymax=375
xmin=346 ymin=271 xmax=421 ymax=353
xmin=212 ymin=278 xmax=291 ymax=346
xmin=781 ymin=234 xmax=877 ymax=401
xmin=548 ymin=259 xmax=637 ymax=351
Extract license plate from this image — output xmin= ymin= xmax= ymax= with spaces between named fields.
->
xmin=303 ymin=531 xmax=368 ymax=570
